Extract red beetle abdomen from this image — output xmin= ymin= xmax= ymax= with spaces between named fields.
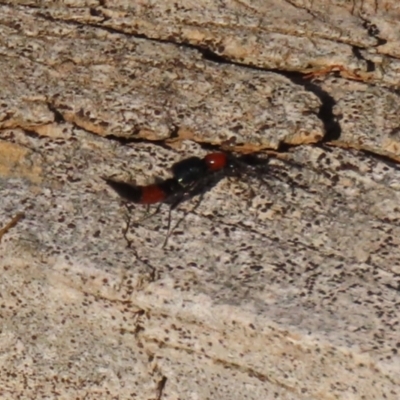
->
xmin=140 ymin=184 xmax=168 ymax=204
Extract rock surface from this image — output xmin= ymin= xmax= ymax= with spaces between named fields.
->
xmin=1 ymin=2 xmax=400 ymax=399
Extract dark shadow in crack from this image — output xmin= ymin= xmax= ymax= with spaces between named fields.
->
xmin=283 ymin=72 xmax=342 ymax=142
xmin=192 ymin=47 xmax=343 ymax=144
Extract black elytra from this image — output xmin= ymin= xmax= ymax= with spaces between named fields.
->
xmin=171 ymin=156 xmax=208 ymax=186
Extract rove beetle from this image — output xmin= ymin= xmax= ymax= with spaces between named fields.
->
xmin=104 ymin=151 xmax=289 ymax=246
xmin=103 ymin=152 xmax=240 ymax=206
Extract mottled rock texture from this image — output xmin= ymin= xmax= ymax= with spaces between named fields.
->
xmin=1 ymin=1 xmax=400 ymax=399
